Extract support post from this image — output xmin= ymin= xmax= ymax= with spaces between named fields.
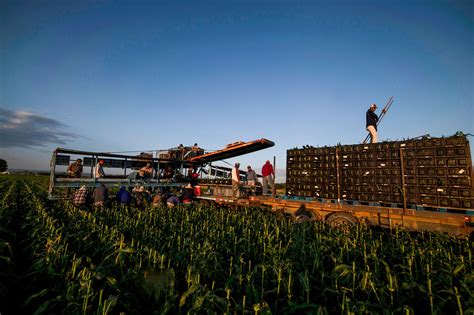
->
xmin=400 ymin=147 xmax=407 ymax=217
xmin=124 ymin=158 xmax=127 ymax=177
xmin=93 ymin=155 xmax=98 ymax=180
xmin=273 ymin=156 xmax=276 ymax=197
xmin=336 ymin=146 xmax=341 ymax=208
xmin=48 ymin=150 xmax=58 ymax=198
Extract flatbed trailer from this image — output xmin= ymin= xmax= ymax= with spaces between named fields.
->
xmin=196 ymin=185 xmax=474 ymax=236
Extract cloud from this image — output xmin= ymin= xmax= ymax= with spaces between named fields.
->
xmin=0 ymin=107 xmax=78 ymax=148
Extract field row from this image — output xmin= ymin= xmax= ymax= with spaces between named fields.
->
xmin=0 ymin=175 xmax=473 ymax=314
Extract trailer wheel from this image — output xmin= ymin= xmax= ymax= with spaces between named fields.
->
xmin=295 ymin=215 xmax=311 ymax=223
xmin=325 ymin=212 xmax=358 ymax=231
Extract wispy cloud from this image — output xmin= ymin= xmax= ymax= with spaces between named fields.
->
xmin=0 ymin=108 xmax=77 ymax=148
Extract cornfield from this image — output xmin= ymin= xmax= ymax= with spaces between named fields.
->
xmin=0 ymin=175 xmax=472 ymax=314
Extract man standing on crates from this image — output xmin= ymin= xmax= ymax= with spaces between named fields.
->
xmin=366 ymin=103 xmax=380 ymax=143
xmin=232 ymin=163 xmax=241 ymax=198
xmin=261 ymin=160 xmax=274 ymax=195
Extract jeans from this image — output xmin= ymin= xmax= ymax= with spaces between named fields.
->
xmin=263 ymin=175 xmax=273 ymax=195
xmin=247 ymin=180 xmax=256 ymax=195
xmin=232 ymin=180 xmax=240 ymax=198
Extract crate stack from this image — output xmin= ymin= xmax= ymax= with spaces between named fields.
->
xmin=286 ymin=135 xmax=474 ymax=209
xmin=287 ymin=147 xmax=338 ymax=199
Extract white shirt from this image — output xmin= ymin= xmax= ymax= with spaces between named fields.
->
xmin=95 ymin=163 xmax=105 ymax=178
xmin=231 ymin=167 xmax=240 ymax=181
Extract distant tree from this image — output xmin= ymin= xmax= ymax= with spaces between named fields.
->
xmin=0 ymin=159 xmax=7 ymax=172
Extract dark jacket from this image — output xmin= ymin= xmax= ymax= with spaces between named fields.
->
xmin=182 ymin=187 xmax=194 ymax=202
xmin=366 ymin=110 xmax=379 ymax=130
xmin=93 ymin=186 xmax=108 ymax=203
xmin=116 ymin=187 xmax=131 ymax=204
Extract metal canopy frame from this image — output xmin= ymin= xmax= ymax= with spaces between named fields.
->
xmin=48 ymin=148 xmax=192 ymax=199
xmin=48 ymin=139 xmax=275 ymax=199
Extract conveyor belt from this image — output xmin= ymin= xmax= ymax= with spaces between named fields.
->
xmin=189 ymin=139 xmax=274 ymax=164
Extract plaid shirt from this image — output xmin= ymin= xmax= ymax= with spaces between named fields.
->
xmin=73 ymin=187 xmax=88 ymax=205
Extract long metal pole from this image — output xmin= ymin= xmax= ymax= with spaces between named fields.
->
xmin=376 ymin=96 xmax=394 ymax=126
xmin=273 ymin=155 xmax=276 ymax=197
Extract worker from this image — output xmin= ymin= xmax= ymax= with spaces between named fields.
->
xmin=127 ymin=163 xmax=152 ymax=181
xmin=93 ymin=184 xmax=108 ymax=208
xmin=167 ymin=194 xmax=180 ymax=208
xmin=187 ymin=167 xmax=199 ymax=186
xmin=261 ymin=160 xmax=274 ymax=195
xmin=232 ymin=162 xmax=241 ymax=198
xmin=246 ymin=165 xmax=258 ymax=195
xmin=67 ymin=158 xmax=83 ymax=178
xmin=132 ymin=185 xmax=147 ymax=210
xmin=177 ymin=144 xmax=185 ymax=159
xmin=116 ymin=186 xmax=131 ymax=207
xmin=152 ymin=191 xmax=166 ymax=207
xmin=138 ymin=163 xmax=153 ymax=179
xmin=189 ymin=143 xmax=201 ymax=158
xmin=72 ymin=185 xmax=88 ymax=207
xmin=181 ymin=183 xmax=195 ymax=204
xmin=162 ymin=165 xmax=175 ymax=179
xmin=95 ymin=159 xmax=106 ymax=178
xmin=66 ymin=158 xmax=83 ymax=197
xmin=366 ymin=103 xmax=384 ymax=143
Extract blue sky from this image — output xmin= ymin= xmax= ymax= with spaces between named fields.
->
xmin=1 ymin=0 xmax=473 ymax=180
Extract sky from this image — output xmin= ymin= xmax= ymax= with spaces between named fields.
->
xmin=1 ymin=0 xmax=473 ymax=181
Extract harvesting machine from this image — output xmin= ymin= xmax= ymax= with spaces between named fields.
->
xmin=48 ymin=138 xmax=274 ymax=198
xmin=49 ymin=134 xmax=474 ymax=236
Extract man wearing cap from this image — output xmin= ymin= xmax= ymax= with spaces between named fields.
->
xmin=231 ymin=162 xmax=241 ymax=198
xmin=95 ymin=159 xmax=106 ymax=179
xmin=366 ymin=103 xmax=379 ymax=143
xmin=246 ymin=165 xmax=258 ymax=196
xmin=261 ymin=160 xmax=274 ymax=195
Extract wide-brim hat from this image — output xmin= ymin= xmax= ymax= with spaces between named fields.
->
xmin=133 ymin=185 xmax=145 ymax=192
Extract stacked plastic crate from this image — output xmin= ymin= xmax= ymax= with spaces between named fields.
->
xmin=286 ymin=135 xmax=473 ymax=209
xmin=287 ymin=146 xmax=338 ymax=199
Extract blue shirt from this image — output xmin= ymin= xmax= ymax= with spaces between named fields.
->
xmin=167 ymin=195 xmax=180 ymax=206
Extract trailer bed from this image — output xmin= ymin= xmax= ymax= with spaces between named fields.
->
xmin=196 ymin=192 xmax=474 ymax=236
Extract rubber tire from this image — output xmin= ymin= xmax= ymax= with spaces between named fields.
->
xmin=325 ymin=212 xmax=358 ymax=231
